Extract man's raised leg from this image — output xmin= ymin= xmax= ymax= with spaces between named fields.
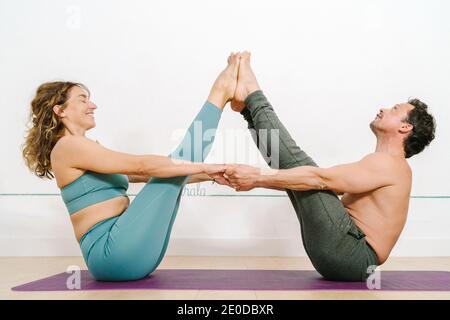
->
xmin=231 ymin=52 xmax=374 ymax=281
xmin=232 ymin=52 xmax=317 ymax=170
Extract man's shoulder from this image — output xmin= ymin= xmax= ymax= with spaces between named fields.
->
xmin=362 ymin=152 xmax=398 ymax=164
xmin=363 ymin=152 xmax=411 ymax=177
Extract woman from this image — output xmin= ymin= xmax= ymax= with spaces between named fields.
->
xmin=21 ymin=53 xmax=240 ymax=281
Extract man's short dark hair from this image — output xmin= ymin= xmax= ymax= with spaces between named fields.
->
xmin=403 ymin=98 xmax=436 ymax=158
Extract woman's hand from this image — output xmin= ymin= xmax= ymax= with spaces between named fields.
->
xmin=203 ymin=163 xmax=227 ymax=176
xmin=208 ymin=172 xmax=232 ymax=187
xmin=202 ymin=164 xmax=231 ymax=187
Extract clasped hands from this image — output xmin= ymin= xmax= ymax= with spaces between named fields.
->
xmin=205 ymin=164 xmax=272 ymax=192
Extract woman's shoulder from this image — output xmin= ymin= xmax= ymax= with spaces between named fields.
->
xmin=53 ymin=135 xmax=99 ymax=151
xmin=51 ymin=136 xmax=99 ymax=163
xmin=51 ymin=136 xmax=90 ymax=188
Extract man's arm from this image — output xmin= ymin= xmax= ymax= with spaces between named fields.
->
xmin=266 ymin=186 xmax=286 ymax=192
xmin=257 ymin=153 xmax=397 ymax=194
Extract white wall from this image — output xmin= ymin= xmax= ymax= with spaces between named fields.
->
xmin=1 ymin=0 xmax=449 ymax=256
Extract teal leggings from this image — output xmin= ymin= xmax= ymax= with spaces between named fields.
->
xmin=79 ymin=101 xmax=222 ymax=281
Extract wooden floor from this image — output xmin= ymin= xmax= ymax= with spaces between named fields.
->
xmin=1 ymin=256 xmax=450 ymax=300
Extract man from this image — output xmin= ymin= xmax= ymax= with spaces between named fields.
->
xmin=224 ymin=52 xmax=436 ymax=281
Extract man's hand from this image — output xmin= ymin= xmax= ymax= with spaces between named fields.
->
xmin=224 ymin=164 xmax=262 ymax=191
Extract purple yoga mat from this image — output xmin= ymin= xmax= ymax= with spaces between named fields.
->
xmin=11 ymin=269 xmax=450 ymax=292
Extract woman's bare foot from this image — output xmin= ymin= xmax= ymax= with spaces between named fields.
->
xmin=230 ymin=51 xmax=261 ymax=112
xmin=207 ymin=52 xmax=240 ymax=110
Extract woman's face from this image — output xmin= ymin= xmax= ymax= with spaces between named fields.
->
xmin=54 ymin=85 xmax=97 ymax=133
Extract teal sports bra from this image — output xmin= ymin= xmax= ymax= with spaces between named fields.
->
xmin=60 ymin=171 xmax=129 ymax=215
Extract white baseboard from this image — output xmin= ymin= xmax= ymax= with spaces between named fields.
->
xmin=1 ymin=237 xmax=450 ymax=257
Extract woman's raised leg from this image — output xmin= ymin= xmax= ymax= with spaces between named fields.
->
xmin=80 ymin=54 xmax=240 ymax=281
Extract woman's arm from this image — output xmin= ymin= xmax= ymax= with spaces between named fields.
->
xmin=127 ymin=174 xmax=150 ymax=183
xmin=54 ymin=136 xmax=225 ymax=178
xmin=127 ymin=173 xmax=213 ymax=184
xmin=186 ymin=173 xmax=213 ymax=184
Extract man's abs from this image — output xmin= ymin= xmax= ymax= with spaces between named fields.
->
xmin=341 ymin=186 xmax=410 ymax=264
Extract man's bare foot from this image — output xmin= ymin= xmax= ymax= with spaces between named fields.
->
xmin=207 ymin=52 xmax=240 ymax=110
xmin=230 ymin=51 xmax=261 ymax=112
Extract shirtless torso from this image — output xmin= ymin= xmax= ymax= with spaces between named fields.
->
xmin=340 ymin=156 xmax=412 ymax=264
xmin=50 ymin=141 xmax=130 ymax=243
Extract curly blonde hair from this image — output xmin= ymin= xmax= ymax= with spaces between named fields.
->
xmin=21 ymin=81 xmax=89 ymax=179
